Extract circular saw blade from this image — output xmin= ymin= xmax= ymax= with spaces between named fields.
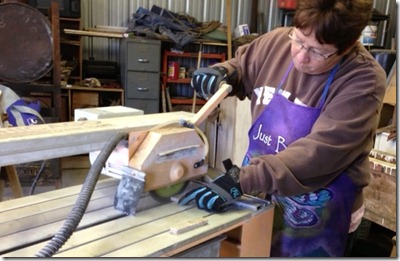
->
xmin=149 ymin=181 xmax=189 ymax=203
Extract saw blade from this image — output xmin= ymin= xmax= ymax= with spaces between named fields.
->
xmin=149 ymin=181 xmax=189 ymax=203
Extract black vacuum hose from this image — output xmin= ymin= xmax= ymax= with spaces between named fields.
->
xmin=30 ymin=160 xmax=46 ymax=195
xmin=35 ymin=131 xmax=128 ymax=257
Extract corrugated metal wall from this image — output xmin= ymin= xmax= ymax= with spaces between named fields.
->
xmin=82 ymin=0 xmax=396 ymax=62
xmin=81 ymin=0 xmax=282 ymax=61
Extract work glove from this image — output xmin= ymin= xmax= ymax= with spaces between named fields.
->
xmin=178 ymin=159 xmax=242 ymax=213
xmin=191 ymin=66 xmax=228 ymax=100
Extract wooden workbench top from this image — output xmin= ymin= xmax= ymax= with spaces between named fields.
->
xmin=0 ymin=178 xmax=273 ymax=257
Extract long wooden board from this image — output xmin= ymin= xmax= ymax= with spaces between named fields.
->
xmin=0 ymin=111 xmax=193 ymax=166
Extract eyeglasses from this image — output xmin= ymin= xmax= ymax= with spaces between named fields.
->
xmin=288 ymin=32 xmax=337 ymax=61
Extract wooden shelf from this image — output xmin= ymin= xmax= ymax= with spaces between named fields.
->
xmin=61 ymin=39 xmax=81 ymax=46
xmin=166 ymin=78 xmax=191 ymax=84
xmin=163 ymin=51 xmax=226 ymax=59
xmin=169 ymin=97 xmax=207 ymax=105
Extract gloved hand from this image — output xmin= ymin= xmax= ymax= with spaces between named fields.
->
xmin=178 ymin=172 xmax=242 ymax=213
xmin=191 ymin=66 xmax=228 ymax=100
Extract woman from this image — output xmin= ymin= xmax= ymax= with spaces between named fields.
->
xmin=178 ymin=0 xmax=387 ymax=257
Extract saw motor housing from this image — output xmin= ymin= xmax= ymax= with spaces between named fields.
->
xmin=128 ymin=125 xmax=208 ymax=192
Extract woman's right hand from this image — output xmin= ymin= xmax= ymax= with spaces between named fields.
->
xmin=190 ymin=66 xmax=228 ymax=99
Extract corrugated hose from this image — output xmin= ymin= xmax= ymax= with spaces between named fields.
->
xmin=35 ymin=131 xmax=128 ymax=257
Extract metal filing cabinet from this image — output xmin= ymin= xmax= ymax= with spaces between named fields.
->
xmin=120 ymin=37 xmax=161 ymax=114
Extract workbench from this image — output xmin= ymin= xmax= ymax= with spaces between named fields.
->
xmin=0 ymin=178 xmax=274 ymax=257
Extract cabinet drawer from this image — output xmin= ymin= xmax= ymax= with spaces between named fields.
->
xmin=127 ymin=42 xmax=160 ymax=71
xmin=126 ymin=71 xmax=160 ymax=99
xmin=125 ymin=98 xmax=159 ymax=114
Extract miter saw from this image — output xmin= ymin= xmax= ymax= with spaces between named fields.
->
xmin=36 ymin=82 xmax=269 ymax=257
xmin=89 ymin=83 xmax=232 ymax=215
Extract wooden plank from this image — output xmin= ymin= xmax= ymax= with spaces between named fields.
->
xmin=0 ymin=178 xmax=117 ymax=212
xmin=238 ymin=204 xmax=274 ymax=257
xmin=226 ymin=0 xmax=232 ymax=60
xmin=0 ymin=111 xmax=193 ymax=166
xmin=53 ymin=204 xmax=201 ymax=257
xmin=0 ymin=191 xmax=120 ymax=253
xmin=101 ymin=208 xmax=258 ymax=257
xmin=64 ymin=28 xmax=127 ymax=38
xmin=169 ymin=217 xmax=208 ymax=235
xmin=0 ymin=186 xmax=115 ymax=237
xmin=0 ymin=179 xmax=4 ymax=201
xmin=2 ymin=206 xmax=123 ymax=257
xmin=16 ymin=204 xmax=192 ymax=258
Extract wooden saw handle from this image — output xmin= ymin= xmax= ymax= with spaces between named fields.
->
xmin=191 ymin=83 xmax=232 ymax=126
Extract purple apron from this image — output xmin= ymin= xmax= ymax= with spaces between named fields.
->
xmin=242 ymin=61 xmax=357 ymax=257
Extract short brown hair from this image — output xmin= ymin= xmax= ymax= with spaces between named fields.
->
xmin=293 ymin=0 xmax=373 ymax=54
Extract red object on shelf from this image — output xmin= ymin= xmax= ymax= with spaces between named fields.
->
xmin=278 ymin=0 xmax=297 ymax=10
xmin=168 ymin=61 xmax=179 ymax=80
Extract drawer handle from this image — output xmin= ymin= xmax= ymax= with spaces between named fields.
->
xmin=137 ymin=87 xmax=149 ymax=92
xmin=137 ymin=59 xmax=149 ymax=63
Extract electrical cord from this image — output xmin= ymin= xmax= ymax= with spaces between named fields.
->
xmin=35 ymin=131 xmax=128 ymax=257
xmin=30 ymin=160 xmax=46 ymax=195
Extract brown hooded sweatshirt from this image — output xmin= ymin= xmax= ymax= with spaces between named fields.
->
xmin=216 ymin=26 xmax=387 ymax=213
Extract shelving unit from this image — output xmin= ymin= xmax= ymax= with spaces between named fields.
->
xmin=62 ymin=85 xmax=124 ymax=121
xmin=60 ymin=17 xmax=83 ymax=84
xmin=161 ymin=50 xmax=226 ymax=112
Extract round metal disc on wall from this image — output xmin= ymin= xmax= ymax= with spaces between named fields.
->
xmin=0 ymin=2 xmax=53 ymax=83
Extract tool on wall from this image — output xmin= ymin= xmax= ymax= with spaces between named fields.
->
xmin=36 ymin=82 xmax=232 ymax=257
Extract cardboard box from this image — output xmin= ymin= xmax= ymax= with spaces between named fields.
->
xmin=234 ymin=24 xmax=250 ymax=38
xmin=72 ymin=91 xmax=99 ymax=112
xmin=374 ymin=132 xmax=396 ymax=155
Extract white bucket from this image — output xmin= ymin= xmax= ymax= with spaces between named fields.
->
xmin=360 ymin=25 xmax=377 ymax=46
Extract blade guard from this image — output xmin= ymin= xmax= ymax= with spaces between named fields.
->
xmin=128 ymin=125 xmax=208 ymax=192
xmin=127 ymin=83 xmax=232 ymax=192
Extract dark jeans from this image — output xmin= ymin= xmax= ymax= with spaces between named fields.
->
xmin=344 ymin=226 xmax=361 ymax=257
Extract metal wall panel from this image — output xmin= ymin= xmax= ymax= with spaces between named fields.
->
xmin=82 ymin=0 xmax=267 ymax=61
xmin=81 ymin=0 xmax=396 ymax=62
